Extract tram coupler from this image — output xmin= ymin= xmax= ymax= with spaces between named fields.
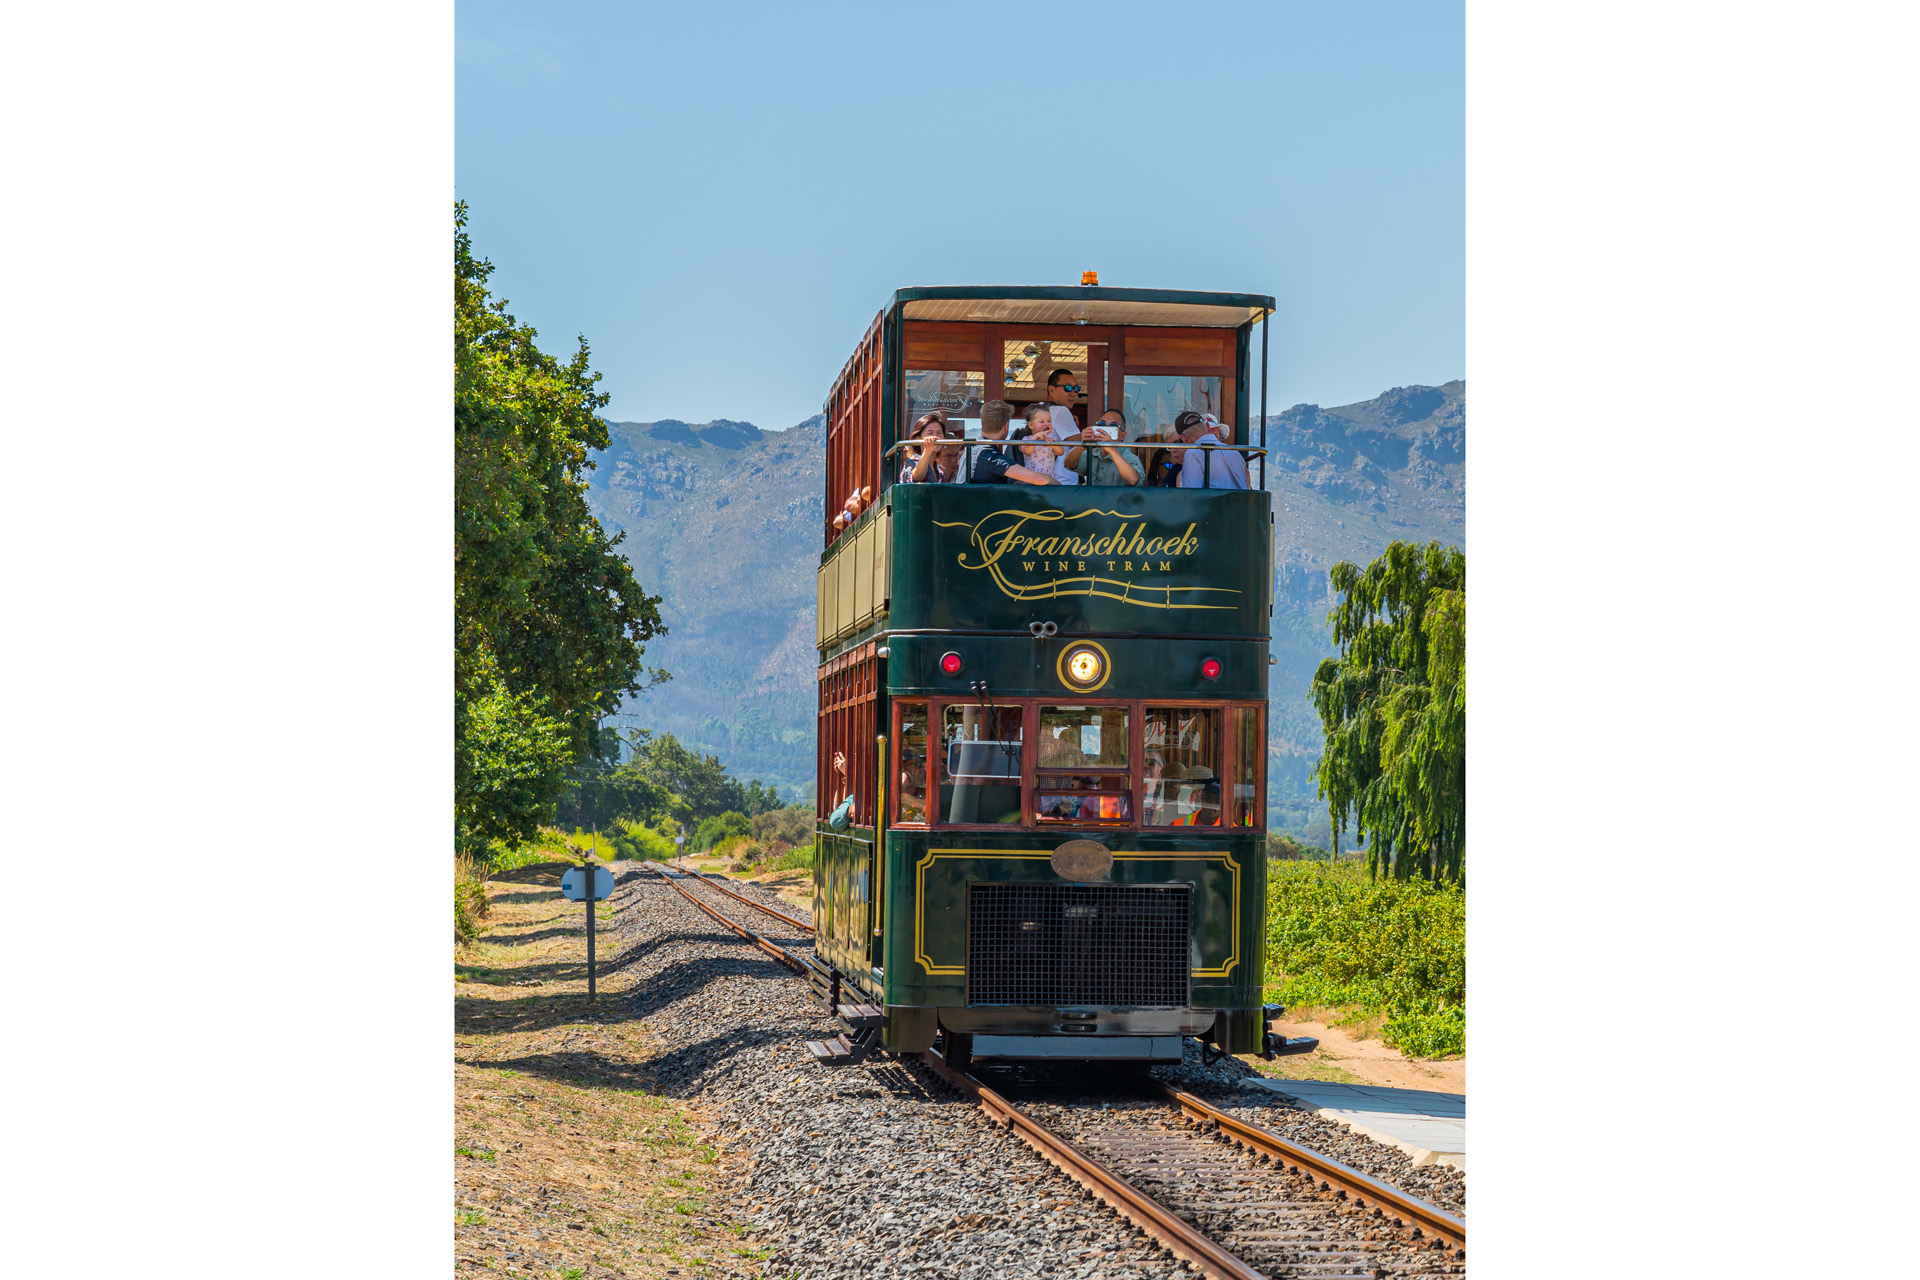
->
xmin=1261 ymin=1004 xmax=1319 ymax=1059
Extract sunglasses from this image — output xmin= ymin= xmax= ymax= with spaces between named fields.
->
xmin=1056 ymin=384 xmax=1081 ymax=394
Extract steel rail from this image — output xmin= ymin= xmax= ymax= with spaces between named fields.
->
xmin=642 ymin=863 xmax=1459 ymax=1268
xmin=1155 ymin=1082 xmax=1466 ymax=1251
xmin=643 ymin=863 xmax=808 ymax=973
xmin=684 ymin=868 xmax=815 ymax=934
xmin=919 ymin=1047 xmax=1265 ymax=1280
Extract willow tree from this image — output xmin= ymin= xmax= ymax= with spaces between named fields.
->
xmin=1310 ymin=540 xmax=1465 ymax=882
xmin=455 ymin=203 xmax=666 ymax=855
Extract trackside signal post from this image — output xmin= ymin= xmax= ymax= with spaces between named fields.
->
xmin=561 ymin=862 xmax=615 ymax=1001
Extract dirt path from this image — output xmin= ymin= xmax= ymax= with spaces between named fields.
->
xmin=1246 ymin=1015 xmax=1466 ymax=1094
xmin=454 ymin=860 xmax=761 ymax=1278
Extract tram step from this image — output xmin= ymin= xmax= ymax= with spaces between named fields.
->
xmin=836 ymin=1003 xmax=883 ymax=1029
xmin=805 ymin=1036 xmax=856 ymax=1064
xmin=804 ymin=1022 xmax=882 ymax=1067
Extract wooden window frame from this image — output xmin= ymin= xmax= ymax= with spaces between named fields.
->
xmin=890 ymin=698 xmax=932 ymax=827
xmin=918 ymin=696 xmax=1265 ymax=833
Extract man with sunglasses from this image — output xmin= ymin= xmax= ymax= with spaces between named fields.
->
xmin=1043 ymin=368 xmax=1086 ymax=434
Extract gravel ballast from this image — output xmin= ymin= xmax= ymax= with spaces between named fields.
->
xmin=612 ymin=864 xmax=1465 ymax=1275
xmin=613 ymin=872 xmax=1186 ymax=1279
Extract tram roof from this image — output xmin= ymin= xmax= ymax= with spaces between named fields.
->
xmin=889 ymin=285 xmax=1274 ymax=329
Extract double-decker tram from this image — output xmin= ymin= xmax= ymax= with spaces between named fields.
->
xmin=806 ymin=283 xmax=1313 ymax=1069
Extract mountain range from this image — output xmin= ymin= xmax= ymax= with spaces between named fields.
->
xmin=583 ymin=380 xmax=1465 ymax=845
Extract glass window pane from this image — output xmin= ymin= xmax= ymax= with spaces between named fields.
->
xmin=1001 ymin=340 xmax=1090 ymax=431
xmin=1143 ymin=707 xmax=1221 ymax=827
xmin=1231 ymin=707 xmax=1260 ymax=828
xmin=897 ymin=702 xmax=930 ymax=824
xmin=1037 ymin=775 xmax=1133 ymax=823
xmin=1121 ymin=375 xmax=1225 ymax=443
xmin=940 ymin=705 xmax=1023 ymax=825
xmin=1039 ymin=706 xmax=1129 ymax=768
xmin=904 ymin=370 xmax=986 ymax=437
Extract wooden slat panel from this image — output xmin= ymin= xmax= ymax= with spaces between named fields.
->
xmin=836 ymin=547 xmax=856 ymax=637
xmin=902 ymin=321 xmax=988 ymax=369
xmin=1123 ymin=328 xmax=1232 ymax=370
xmin=816 ymin=562 xmax=828 ymax=647
xmin=874 ymin=505 xmax=891 ymax=614
xmin=852 ymin=521 xmax=873 ymax=625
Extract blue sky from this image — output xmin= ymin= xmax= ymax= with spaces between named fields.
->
xmin=456 ymin=2 xmax=1462 ymax=431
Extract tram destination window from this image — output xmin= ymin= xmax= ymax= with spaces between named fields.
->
xmin=940 ymin=705 xmax=1023 ymax=825
xmin=904 ymin=370 xmax=985 ymax=438
xmin=897 ymin=701 xmax=930 ymax=824
xmin=1037 ymin=706 xmax=1130 ymax=825
xmin=1143 ymin=707 xmax=1221 ymax=827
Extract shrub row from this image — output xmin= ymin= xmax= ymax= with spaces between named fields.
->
xmin=1263 ymin=859 xmax=1465 ymax=1058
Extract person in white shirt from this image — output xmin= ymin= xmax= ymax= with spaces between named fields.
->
xmin=1173 ymin=409 xmax=1248 ymax=489
xmin=1042 ymin=369 xmax=1087 ymax=434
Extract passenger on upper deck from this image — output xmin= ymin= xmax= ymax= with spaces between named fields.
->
xmin=1012 ymin=422 xmax=1078 ymax=487
xmin=900 ymin=414 xmax=963 ymax=484
xmin=1174 ymin=410 xmax=1248 ymax=490
xmin=1013 ymin=405 xmax=1079 ymax=485
xmin=1043 ymin=369 xmax=1086 ymax=433
xmin=1063 ymin=409 xmax=1142 ymax=486
xmin=968 ymin=399 xmax=1055 ymax=485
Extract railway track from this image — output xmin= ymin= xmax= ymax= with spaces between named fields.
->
xmin=637 ymin=860 xmax=1466 ymax=1278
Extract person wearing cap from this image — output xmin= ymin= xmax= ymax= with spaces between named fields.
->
xmin=1169 ymin=764 xmax=1220 ymax=825
xmin=1174 ymin=410 xmax=1247 ymax=490
xmin=1063 ymin=408 xmax=1142 ymax=486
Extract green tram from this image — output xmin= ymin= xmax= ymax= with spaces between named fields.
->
xmin=805 ymin=284 xmax=1313 ymax=1070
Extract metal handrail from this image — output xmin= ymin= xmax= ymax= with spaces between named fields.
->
xmin=879 ymin=438 xmax=1267 ymax=490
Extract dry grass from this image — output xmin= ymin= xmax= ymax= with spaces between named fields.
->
xmin=1237 ymin=1049 xmax=1367 ymax=1085
xmin=455 ymin=861 xmax=763 ymax=1278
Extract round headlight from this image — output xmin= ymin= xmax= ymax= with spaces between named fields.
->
xmin=1058 ymin=641 xmax=1110 ymax=691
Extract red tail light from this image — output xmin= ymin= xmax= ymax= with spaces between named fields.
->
xmin=940 ymin=652 xmax=964 ymax=677
xmin=1200 ymin=657 xmax=1222 ymax=680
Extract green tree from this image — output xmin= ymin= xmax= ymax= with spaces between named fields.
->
xmin=455 ymin=203 xmax=666 ymax=856
xmin=625 ymin=730 xmax=777 ymax=823
xmin=1310 ymin=540 xmax=1465 ymax=882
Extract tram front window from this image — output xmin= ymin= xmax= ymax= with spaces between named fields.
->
xmin=1231 ymin=706 xmax=1261 ymax=828
xmin=1143 ymin=706 xmax=1221 ymax=827
xmin=940 ymin=705 xmax=1023 ymax=824
xmin=897 ymin=701 xmax=930 ymax=824
xmin=1037 ymin=705 xmax=1130 ymax=825
xmin=904 ymin=369 xmax=985 ymax=438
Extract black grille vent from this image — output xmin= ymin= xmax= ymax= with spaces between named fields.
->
xmin=967 ymin=883 xmax=1192 ymax=1008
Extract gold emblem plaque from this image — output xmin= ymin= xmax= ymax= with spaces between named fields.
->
xmin=1051 ymin=839 xmax=1114 ymax=882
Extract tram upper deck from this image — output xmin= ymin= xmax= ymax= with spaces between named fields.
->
xmin=818 ymin=285 xmax=1276 ymax=658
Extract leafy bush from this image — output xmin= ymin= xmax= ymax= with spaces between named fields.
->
xmin=692 ymin=810 xmax=750 ymax=852
xmin=751 ymin=805 xmax=814 ymax=849
xmin=601 ymin=821 xmax=677 ymax=862
xmin=727 ymin=839 xmax=764 ymax=870
xmin=454 ymin=856 xmax=490 ymax=945
xmin=770 ymin=842 xmax=814 ymax=872
xmin=1263 ymin=861 xmax=1465 ymax=1057
xmin=1268 ymin=833 xmax=1333 ymax=862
